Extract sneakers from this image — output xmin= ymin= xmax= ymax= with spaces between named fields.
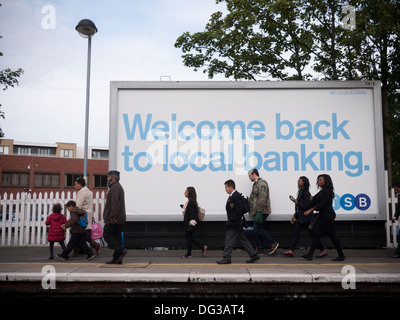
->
xmin=268 ymin=242 xmax=279 ymax=255
xmin=56 ymin=253 xmax=69 ymax=261
xmin=87 ymin=254 xmax=95 ymax=261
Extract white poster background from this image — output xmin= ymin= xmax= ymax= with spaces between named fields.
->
xmin=110 ymin=82 xmax=384 ymax=221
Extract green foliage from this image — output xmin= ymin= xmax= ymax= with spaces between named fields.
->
xmin=0 ymin=28 xmax=24 ymax=137
xmin=175 ymin=0 xmax=400 ymax=184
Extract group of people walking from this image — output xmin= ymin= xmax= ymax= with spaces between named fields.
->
xmin=46 ymin=171 xmax=128 ymax=264
xmin=182 ymin=169 xmax=345 ymax=263
xmin=46 ymin=168 xmax=350 ymax=264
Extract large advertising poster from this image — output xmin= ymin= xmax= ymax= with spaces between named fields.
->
xmin=109 ymin=81 xmax=385 ymax=221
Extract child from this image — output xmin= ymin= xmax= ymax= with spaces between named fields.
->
xmin=56 ymin=200 xmax=94 ymax=261
xmin=46 ymin=203 xmax=67 ymax=259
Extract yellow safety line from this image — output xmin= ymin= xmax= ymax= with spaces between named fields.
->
xmin=1 ymin=262 xmax=399 ymax=268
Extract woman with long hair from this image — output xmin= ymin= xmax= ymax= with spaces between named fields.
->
xmin=181 ymin=187 xmax=207 ymax=259
xmin=282 ymin=176 xmax=326 ymax=258
xmin=300 ymin=174 xmax=345 ymax=261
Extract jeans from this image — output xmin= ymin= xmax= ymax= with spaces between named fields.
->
xmin=253 ymin=214 xmax=275 ymax=252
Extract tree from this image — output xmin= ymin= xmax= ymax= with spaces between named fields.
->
xmin=175 ymin=0 xmax=314 ymax=80
xmin=175 ymin=0 xmax=400 ymax=184
xmin=0 ymin=43 xmax=24 ymax=138
xmin=0 ymin=3 xmax=24 ymax=138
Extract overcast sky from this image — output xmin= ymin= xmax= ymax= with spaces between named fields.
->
xmin=0 ymin=0 xmax=226 ymax=147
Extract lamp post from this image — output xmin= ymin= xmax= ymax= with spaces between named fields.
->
xmin=75 ymin=19 xmax=98 ymax=183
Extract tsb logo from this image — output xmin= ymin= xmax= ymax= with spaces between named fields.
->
xmin=334 ymin=193 xmax=371 ymax=211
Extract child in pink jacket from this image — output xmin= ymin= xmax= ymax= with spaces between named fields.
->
xmin=46 ymin=203 xmax=67 ymax=259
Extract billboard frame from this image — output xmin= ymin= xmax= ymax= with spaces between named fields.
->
xmin=109 ymin=80 xmax=385 ymax=222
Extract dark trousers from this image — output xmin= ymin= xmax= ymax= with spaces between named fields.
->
xmin=308 ymin=218 xmax=344 ymax=257
xmin=49 ymin=241 xmax=66 ymax=257
xmin=185 ymin=226 xmax=204 ymax=256
xmin=290 ymin=222 xmax=325 ymax=251
xmin=223 ymin=224 xmax=256 ymax=259
xmin=62 ymin=233 xmax=92 ymax=258
xmin=103 ymin=223 xmax=124 ymax=258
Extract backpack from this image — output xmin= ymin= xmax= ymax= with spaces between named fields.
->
xmin=91 ymin=222 xmax=103 ymax=240
xmin=198 ymin=206 xmax=205 ymax=221
xmin=78 ymin=212 xmax=88 ymax=229
xmin=240 ymin=194 xmax=250 ymax=214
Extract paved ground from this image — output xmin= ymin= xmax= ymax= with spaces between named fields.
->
xmin=1 ymin=246 xmax=399 ymax=283
xmin=0 ymin=246 xmax=399 ymax=314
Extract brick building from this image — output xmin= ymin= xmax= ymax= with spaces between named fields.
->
xmin=0 ymin=139 xmax=109 ymax=196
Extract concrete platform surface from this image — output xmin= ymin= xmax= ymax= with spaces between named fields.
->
xmin=1 ymin=246 xmax=399 ymax=310
xmin=0 ymin=246 xmax=399 ymax=281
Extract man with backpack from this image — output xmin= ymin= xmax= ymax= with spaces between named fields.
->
xmin=217 ymin=179 xmax=260 ymax=264
xmin=248 ymin=169 xmax=279 ymax=255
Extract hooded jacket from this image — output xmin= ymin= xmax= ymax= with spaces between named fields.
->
xmin=65 ymin=207 xmax=86 ymax=233
xmin=46 ymin=213 xmax=67 ymax=242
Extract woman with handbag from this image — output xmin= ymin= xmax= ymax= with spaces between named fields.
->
xmin=300 ymin=174 xmax=345 ymax=261
xmin=281 ymin=176 xmax=326 ymax=258
xmin=181 ymin=187 xmax=207 ymax=259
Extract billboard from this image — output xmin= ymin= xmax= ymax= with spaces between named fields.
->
xmin=109 ymin=81 xmax=385 ymax=221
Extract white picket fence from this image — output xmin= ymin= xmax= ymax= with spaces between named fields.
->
xmin=0 ymin=191 xmax=106 ymax=246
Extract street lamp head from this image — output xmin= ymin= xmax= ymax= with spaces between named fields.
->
xmin=75 ymin=19 xmax=98 ymax=38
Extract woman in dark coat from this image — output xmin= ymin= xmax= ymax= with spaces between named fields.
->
xmin=301 ymin=174 xmax=345 ymax=261
xmin=181 ymin=187 xmax=207 ymax=259
xmin=282 ymin=176 xmax=326 ymax=258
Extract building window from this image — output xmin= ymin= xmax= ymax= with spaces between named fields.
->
xmin=60 ymin=149 xmax=74 ymax=158
xmin=93 ymin=174 xmax=108 ymax=188
xmin=92 ymin=149 xmax=109 ymax=159
xmin=65 ymin=173 xmax=83 ymax=187
xmin=1 ymin=172 xmax=29 ymax=187
xmin=34 ymin=173 xmax=60 ymax=187
xmin=17 ymin=147 xmax=31 ymax=155
xmin=0 ymin=146 xmax=10 ymax=154
xmin=37 ymin=148 xmax=51 ymax=156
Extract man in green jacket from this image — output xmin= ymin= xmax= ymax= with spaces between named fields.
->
xmin=248 ymin=169 xmax=279 ymax=255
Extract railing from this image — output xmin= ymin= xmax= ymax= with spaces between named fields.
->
xmin=0 ymin=191 xmax=106 ymax=246
xmin=386 ymin=187 xmax=399 ymax=248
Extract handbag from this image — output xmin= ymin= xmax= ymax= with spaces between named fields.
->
xmin=254 ymin=211 xmax=263 ymax=224
xmin=198 ymin=206 xmax=205 ymax=221
xmin=309 ymin=213 xmax=319 ymax=230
